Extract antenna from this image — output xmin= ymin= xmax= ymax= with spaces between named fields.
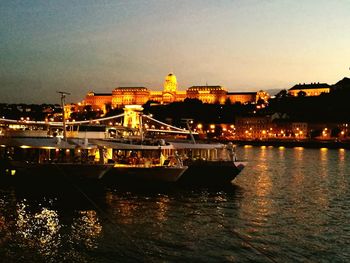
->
xmin=57 ymin=91 xmax=71 ymax=141
xmin=57 ymin=91 xmax=70 ymax=96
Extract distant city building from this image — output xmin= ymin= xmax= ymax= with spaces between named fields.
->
xmin=235 ymin=116 xmax=310 ymax=139
xmin=288 ymin=83 xmax=331 ymax=97
xmin=186 ymin=86 xmax=227 ymax=104
xmin=235 ymin=116 xmax=271 ymax=139
xmin=227 ymin=92 xmax=256 ymax=104
xmin=80 ymin=73 xmax=268 ymax=112
xmin=291 ymin=122 xmax=308 ymax=139
xmin=149 ymin=73 xmax=187 ymax=104
xmin=83 ymin=92 xmax=112 ymax=112
xmin=112 ymin=87 xmax=149 ymax=107
xmin=227 ymin=90 xmax=269 ymax=104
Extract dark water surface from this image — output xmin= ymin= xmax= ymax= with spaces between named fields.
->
xmin=0 ymin=146 xmax=349 ymax=262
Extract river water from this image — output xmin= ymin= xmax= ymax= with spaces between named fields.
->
xmin=0 ymin=146 xmax=349 ymax=262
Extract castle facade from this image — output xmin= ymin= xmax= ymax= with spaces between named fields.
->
xmin=81 ymin=73 xmax=268 ymax=111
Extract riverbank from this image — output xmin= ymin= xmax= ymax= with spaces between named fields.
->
xmin=229 ymin=139 xmax=350 ymax=149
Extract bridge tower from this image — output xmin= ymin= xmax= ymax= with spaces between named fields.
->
xmin=123 ymin=105 xmax=144 ymax=129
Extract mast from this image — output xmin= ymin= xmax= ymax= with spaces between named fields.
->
xmin=139 ymin=113 xmax=144 ymax=142
xmin=182 ymin=118 xmax=196 ymax=144
xmin=57 ymin=91 xmax=70 ymax=141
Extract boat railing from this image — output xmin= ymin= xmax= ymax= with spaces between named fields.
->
xmin=112 ymin=155 xmax=184 ymax=168
xmin=169 ymin=140 xmax=239 ymax=162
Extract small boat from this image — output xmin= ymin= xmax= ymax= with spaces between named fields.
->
xmin=170 ymin=141 xmax=247 ymax=186
xmin=90 ymin=139 xmax=188 ymax=183
xmin=0 ymin=136 xmax=114 ymax=181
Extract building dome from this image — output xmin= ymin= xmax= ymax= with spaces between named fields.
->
xmin=164 ymin=73 xmax=177 ymax=93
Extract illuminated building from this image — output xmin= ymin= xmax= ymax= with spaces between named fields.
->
xmin=288 ymin=83 xmax=331 ymax=96
xmin=256 ymin=90 xmax=270 ymax=103
xmin=112 ymin=87 xmax=149 ymax=108
xmin=227 ymin=90 xmax=270 ymax=104
xmin=235 ymin=116 xmax=271 ymax=139
xmin=186 ymin=86 xmax=227 ymax=104
xmin=123 ymin=105 xmax=143 ymax=129
xmin=64 ymin=104 xmax=75 ymax=120
xmin=291 ymin=122 xmax=308 ymax=138
xmin=81 ymin=73 xmax=268 ymax=110
xmin=83 ymin=92 xmax=112 ymax=112
xmin=163 ymin=73 xmax=177 ymax=93
xmin=227 ymin=92 xmax=256 ymax=104
xmin=149 ymin=73 xmax=186 ymax=104
xmin=82 ymin=73 xmax=186 ymax=110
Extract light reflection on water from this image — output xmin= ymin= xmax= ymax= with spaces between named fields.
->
xmin=70 ymin=210 xmax=102 ymax=249
xmin=0 ymin=146 xmax=349 ymax=262
xmin=16 ymin=202 xmax=61 ymax=256
xmin=236 ymin=146 xmax=350 ymax=261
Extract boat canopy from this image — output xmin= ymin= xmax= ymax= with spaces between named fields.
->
xmin=90 ymin=139 xmax=175 ymax=150
xmin=0 ymin=137 xmax=98 ymax=149
xmin=170 ymin=142 xmax=225 ymax=150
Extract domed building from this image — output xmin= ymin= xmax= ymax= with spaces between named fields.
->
xmin=82 ymin=73 xmax=187 ymax=110
xmin=161 ymin=73 xmax=178 ymax=103
xmin=149 ymin=73 xmax=186 ymax=104
xmin=80 ymin=72 xmax=267 ymax=112
xmin=164 ymin=73 xmax=178 ymax=93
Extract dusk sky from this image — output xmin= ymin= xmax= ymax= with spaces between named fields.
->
xmin=1 ymin=0 xmax=349 ymax=104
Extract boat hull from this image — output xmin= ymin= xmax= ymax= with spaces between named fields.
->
xmin=5 ymin=161 xmax=114 ymax=180
xmin=105 ymin=165 xmax=188 ymax=183
xmin=179 ymin=160 xmax=247 ymax=186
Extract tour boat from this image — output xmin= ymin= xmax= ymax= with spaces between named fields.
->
xmin=90 ymin=138 xmax=245 ymax=186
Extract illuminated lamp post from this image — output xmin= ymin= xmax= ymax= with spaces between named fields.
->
xmin=281 ymin=130 xmax=284 ymax=137
xmin=197 ymin=123 xmax=203 ymax=135
xmin=322 ymin=128 xmax=328 ymax=138
xmin=340 ymin=130 xmax=345 ymax=139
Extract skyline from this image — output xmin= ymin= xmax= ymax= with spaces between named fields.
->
xmin=1 ymin=0 xmax=350 ymax=104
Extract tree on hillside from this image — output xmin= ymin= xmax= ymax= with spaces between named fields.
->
xmin=275 ymin=89 xmax=288 ymax=99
